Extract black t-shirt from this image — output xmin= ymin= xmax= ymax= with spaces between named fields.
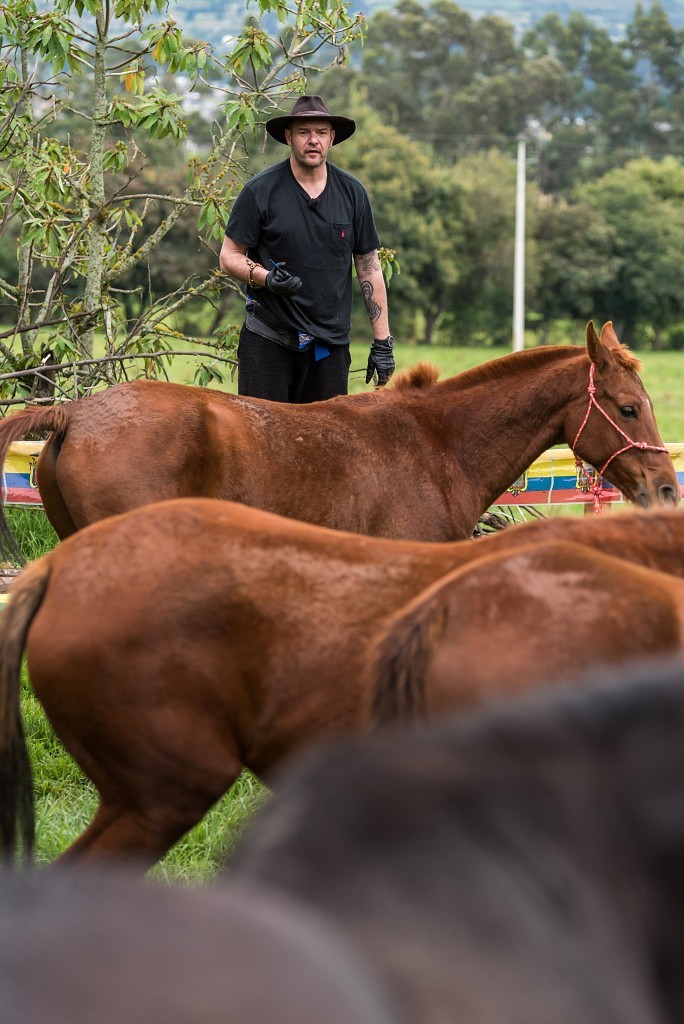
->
xmin=225 ymin=159 xmax=380 ymax=346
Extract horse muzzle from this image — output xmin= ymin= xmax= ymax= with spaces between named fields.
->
xmin=633 ymin=480 xmax=681 ymax=509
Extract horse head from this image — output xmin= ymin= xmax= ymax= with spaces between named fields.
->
xmin=567 ymin=321 xmax=679 ymax=508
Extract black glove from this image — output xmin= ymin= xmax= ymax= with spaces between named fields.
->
xmin=365 ymin=336 xmax=395 ymax=386
xmin=265 ymin=262 xmax=302 ymax=297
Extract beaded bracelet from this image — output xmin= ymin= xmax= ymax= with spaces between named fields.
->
xmin=245 ymin=258 xmax=259 ymax=289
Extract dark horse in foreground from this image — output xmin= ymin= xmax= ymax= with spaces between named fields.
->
xmin=0 ymin=871 xmax=399 ymax=1024
xmin=232 ymin=657 xmax=684 ymax=1024
xmin=3 ymin=500 xmax=684 ymax=868
xmin=0 ymin=322 xmax=677 ymax=552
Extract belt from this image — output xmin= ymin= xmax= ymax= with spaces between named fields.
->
xmin=250 ymin=303 xmax=297 ymax=343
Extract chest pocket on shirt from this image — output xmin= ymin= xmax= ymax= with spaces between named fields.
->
xmin=329 ymin=223 xmax=353 ymax=260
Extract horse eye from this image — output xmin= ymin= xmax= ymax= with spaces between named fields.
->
xmin=620 ymin=405 xmax=638 ymax=419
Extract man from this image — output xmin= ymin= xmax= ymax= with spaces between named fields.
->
xmin=220 ymin=95 xmax=395 ymax=403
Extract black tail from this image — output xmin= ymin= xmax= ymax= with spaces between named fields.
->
xmin=370 ymin=593 xmax=448 ymax=727
xmin=0 ymin=556 xmax=52 ymax=864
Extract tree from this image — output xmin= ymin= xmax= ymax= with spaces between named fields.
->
xmin=334 ymin=96 xmax=464 ymax=345
xmin=522 ymin=6 xmax=684 ymax=190
xmin=577 ymin=156 xmax=684 ymax=346
xmin=0 ymin=0 xmax=365 ymax=402
xmin=532 ymin=198 xmax=619 ymax=340
xmin=436 ymin=149 xmax=541 ymax=346
xmin=320 ymin=0 xmax=566 ymax=163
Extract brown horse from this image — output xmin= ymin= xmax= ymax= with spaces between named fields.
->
xmin=370 ymin=540 xmax=684 ymax=724
xmin=3 ymin=498 xmax=684 ymax=869
xmin=0 ymin=322 xmax=677 ymax=553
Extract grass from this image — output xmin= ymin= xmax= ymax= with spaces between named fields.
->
xmin=22 ymin=669 xmax=269 ymax=882
xmin=6 ymin=339 xmax=684 ymax=882
xmin=6 ymin=506 xmax=59 ymax=560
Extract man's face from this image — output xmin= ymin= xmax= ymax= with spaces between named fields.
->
xmin=285 ymin=120 xmax=335 ymax=169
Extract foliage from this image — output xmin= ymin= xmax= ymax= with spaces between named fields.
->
xmin=2 ymin=0 xmax=684 ymax=357
xmin=304 ymin=0 xmax=684 ymax=346
xmin=0 ymin=0 xmax=366 ymax=403
xmin=532 ymin=197 xmax=619 ymax=337
xmin=576 ymin=156 xmax=684 ymax=345
xmin=335 ymin=95 xmax=464 ymax=343
xmin=522 ymin=6 xmax=684 ymax=187
xmin=324 ymin=0 xmax=567 ymax=159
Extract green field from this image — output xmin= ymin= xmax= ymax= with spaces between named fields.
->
xmin=7 ymin=339 xmax=684 ymax=881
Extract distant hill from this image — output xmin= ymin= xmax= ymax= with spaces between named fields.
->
xmin=172 ymin=0 xmax=684 ymax=49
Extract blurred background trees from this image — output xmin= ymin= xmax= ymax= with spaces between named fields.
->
xmin=2 ymin=0 xmax=684 ymax=386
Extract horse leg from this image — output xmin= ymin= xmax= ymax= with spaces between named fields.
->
xmin=52 ymin=803 xmax=193 ymax=872
xmin=36 ymin=436 xmax=78 ymax=539
xmin=49 ymin=738 xmax=246 ymax=871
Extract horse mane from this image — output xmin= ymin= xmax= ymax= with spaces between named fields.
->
xmin=369 ymin=340 xmax=640 ymax=406
xmin=419 ymin=345 xmax=583 ymax=396
xmin=389 ymin=363 xmax=441 ymax=392
xmin=612 ymin=345 xmax=643 ymax=374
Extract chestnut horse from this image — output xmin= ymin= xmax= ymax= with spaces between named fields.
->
xmin=0 ymin=322 xmax=677 ymax=557
xmin=3 ymin=498 xmax=684 ymax=869
xmin=370 ymin=540 xmax=684 ymax=724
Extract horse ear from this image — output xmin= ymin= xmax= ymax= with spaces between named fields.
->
xmin=599 ymin=321 xmax=620 ymax=349
xmin=586 ymin=320 xmax=619 ymax=367
xmin=586 ymin=320 xmax=602 ymax=364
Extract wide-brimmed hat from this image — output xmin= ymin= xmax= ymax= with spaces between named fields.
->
xmin=265 ymin=95 xmax=356 ymax=145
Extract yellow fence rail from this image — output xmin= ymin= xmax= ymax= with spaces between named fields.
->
xmin=3 ymin=440 xmax=683 ymax=510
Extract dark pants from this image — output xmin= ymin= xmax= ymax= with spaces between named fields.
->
xmin=237 ymin=324 xmax=351 ymax=404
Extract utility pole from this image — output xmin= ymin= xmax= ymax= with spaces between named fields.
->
xmin=512 ymin=137 xmax=526 ymax=352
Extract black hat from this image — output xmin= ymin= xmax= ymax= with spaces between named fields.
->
xmin=265 ymin=95 xmax=356 ymax=145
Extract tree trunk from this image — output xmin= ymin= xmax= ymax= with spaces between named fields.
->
xmin=17 ymin=48 xmax=35 ymax=362
xmin=421 ymin=309 xmax=439 ymax=346
xmin=81 ymin=11 xmax=109 ymax=357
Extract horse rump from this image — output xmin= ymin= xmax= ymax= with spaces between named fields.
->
xmin=368 ymin=540 xmax=684 ymax=726
xmin=0 ymin=405 xmax=68 ymax=565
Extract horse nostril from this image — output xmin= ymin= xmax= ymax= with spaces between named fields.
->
xmin=658 ymin=484 xmax=679 ymax=506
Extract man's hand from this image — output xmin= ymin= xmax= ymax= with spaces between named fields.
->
xmin=265 ymin=262 xmax=302 ymax=297
xmin=365 ymin=336 xmax=395 ymax=386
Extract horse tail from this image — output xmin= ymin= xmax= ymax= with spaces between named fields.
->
xmin=0 ymin=405 xmax=69 ymax=565
xmin=0 ymin=556 xmax=52 ymax=864
xmin=370 ymin=588 xmax=449 ymax=728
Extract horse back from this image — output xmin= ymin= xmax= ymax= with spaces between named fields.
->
xmin=39 ymin=380 xmax=236 ymax=528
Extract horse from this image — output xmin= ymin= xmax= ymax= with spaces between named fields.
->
xmin=0 ymin=869 xmax=400 ymax=1024
xmin=230 ymin=655 xmax=684 ymax=1024
xmin=3 ymin=497 xmax=684 ymax=869
xmin=370 ymin=540 xmax=684 ymax=724
xmin=0 ymin=321 xmax=677 ymax=557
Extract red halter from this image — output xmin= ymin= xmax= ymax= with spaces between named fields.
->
xmin=572 ymin=362 xmax=669 ymax=514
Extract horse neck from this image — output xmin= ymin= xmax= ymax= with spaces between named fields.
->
xmin=433 ymin=348 xmax=586 ymax=500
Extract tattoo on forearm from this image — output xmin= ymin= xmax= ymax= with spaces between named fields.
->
xmin=360 ymin=251 xmax=381 ymax=273
xmin=361 ymin=280 xmax=382 ymax=323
